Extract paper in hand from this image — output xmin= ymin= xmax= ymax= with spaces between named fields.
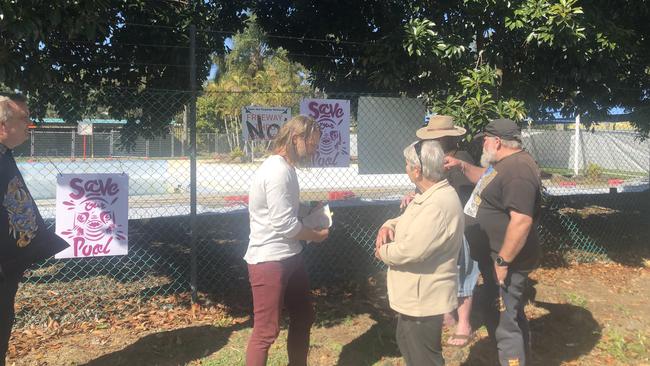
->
xmin=300 ymin=203 xmax=333 ymax=229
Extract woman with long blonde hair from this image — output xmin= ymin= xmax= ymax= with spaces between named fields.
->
xmin=244 ymin=115 xmax=329 ymax=366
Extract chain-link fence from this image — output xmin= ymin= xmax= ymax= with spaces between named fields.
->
xmin=14 ymin=89 xmax=195 ymax=327
xmin=13 ymin=129 xmax=240 ymax=160
xmin=524 ymin=121 xmax=650 ymax=262
xmin=12 ymin=87 xmax=650 ymax=326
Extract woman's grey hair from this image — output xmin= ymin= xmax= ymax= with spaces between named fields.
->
xmin=403 ymin=140 xmax=446 ymax=182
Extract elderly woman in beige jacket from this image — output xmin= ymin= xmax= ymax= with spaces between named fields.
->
xmin=375 ymin=140 xmax=464 ymax=366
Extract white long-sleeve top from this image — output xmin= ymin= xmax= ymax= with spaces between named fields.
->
xmin=244 ymin=155 xmax=304 ymax=264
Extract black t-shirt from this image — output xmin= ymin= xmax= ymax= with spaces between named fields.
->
xmin=0 ymin=145 xmax=69 ymax=279
xmin=447 ymin=150 xmax=474 ymax=207
xmin=463 ymin=150 xmax=542 ymax=270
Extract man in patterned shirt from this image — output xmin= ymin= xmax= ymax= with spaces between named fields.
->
xmin=0 ymin=93 xmax=69 ymax=365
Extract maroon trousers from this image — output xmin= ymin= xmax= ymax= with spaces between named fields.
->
xmin=246 ymin=253 xmax=315 ymax=366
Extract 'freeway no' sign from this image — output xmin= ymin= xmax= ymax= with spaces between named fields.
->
xmin=241 ymin=106 xmax=291 ymax=141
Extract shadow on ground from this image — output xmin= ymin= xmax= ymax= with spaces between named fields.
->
xmin=82 ymin=322 xmax=248 ymax=366
xmin=463 ymin=300 xmax=601 ymax=366
xmin=335 ymin=318 xmax=401 ymax=365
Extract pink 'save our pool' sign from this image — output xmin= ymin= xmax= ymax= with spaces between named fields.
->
xmin=300 ymin=98 xmax=350 ymax=167
xmin=55 ymin=174 xmax=129 ymax=258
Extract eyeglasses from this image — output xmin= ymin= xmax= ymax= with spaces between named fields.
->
xmin=414 ymin=140 xmax=423 ymax=170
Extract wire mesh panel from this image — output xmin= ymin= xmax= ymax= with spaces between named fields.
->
xmin=14 ymin=89 xmax=194 ymax=327
xmin=11 ymin=87 xmax=650 ymax=327
xmin=524 ymin=122 xmax=650 ymax=262
xmin=193 ymin=91 xmax=421 ymax=292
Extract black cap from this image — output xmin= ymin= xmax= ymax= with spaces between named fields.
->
xmin=476 ymin=118 xmax=521 ymax=141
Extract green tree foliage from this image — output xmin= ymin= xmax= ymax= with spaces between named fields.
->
xmin=253 ymin=0 xmax=650 ymax=137
xmin=254 ymin=1 xmax=436 ymax=94
xmin=0 ymin=0 xmax=247 ymax=145
xmin=431 ymin=66 xmax=527 ymax=140
xmin=197 ymin=16 xmax=311 ymax=149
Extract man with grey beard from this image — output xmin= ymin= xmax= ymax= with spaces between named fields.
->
xmin=444 ymin=118 xmax=541 ymax=366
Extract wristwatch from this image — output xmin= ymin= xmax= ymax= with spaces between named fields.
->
xmin=495 ymin=255 xmax=510 ymax=266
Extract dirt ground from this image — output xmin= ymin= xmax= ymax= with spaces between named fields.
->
xmin=5 ymin=248 xmax=649 ymax=366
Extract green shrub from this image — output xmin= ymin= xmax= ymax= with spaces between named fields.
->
xmin=585 ymin=163 xmax=604 ymax=179
xmin=229 ymin=147 xmax=245 ymax=161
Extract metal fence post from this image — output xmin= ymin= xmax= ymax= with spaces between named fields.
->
xmin=109 ymin=130 xmax=114 ymax=157
xmin=573 ymin=114 xmax=581 ymax=176
xmin=30 ymin=130 xmax=35 ymax=158
xmin=182 ymin=107 xmax=187 ymax=157
xmin=189 ymin=24 xmax=198 ymax=302
xmin=171 ymin=128 xmax=175 ymax=158
xmin=71 ymin=130 xmax=75 ymax=159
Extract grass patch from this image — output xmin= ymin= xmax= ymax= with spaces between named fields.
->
xmin=565 ymin=292 xmax=588 ymax=308
xmin=615 ymin=305 xmax=631 ymax=318
xmin=199 ymin=330 xmax=248 ymax=366
xmin=326 ymin=342 xmax=344 ymax=353
xmin=341 ymin=314 xmax=356 ymax=327
xmin=197 ymin=313 xmax=401 ymax=366
xmin=200 ymin=329 xmax=290 ymax=366
xmin=212 ymin=315 xmax=235 ymax=328
xmin=597 ymin=329 xmax=649 ymax=363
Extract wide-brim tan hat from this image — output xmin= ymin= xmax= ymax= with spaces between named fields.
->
xmin=416 ymin=115 xmax=466 ymax=140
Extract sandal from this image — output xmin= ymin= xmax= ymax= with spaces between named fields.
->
xmin=446 ymin=333 xmax=474 ymax=348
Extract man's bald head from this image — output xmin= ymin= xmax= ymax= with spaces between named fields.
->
xmin=0 ymin=93 xmax=27 ymax=123
xmin=0 ymin=93 xmax=31 ymax=149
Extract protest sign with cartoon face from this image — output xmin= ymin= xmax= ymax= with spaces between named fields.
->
xmin=55 ymin=174 xmax=128 ymax=258
xmin=300 ymin=98 xmax=350 ymax=167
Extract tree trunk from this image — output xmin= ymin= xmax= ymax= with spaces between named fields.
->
xmin=224 ymin=117 xmax=234 ymax=151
